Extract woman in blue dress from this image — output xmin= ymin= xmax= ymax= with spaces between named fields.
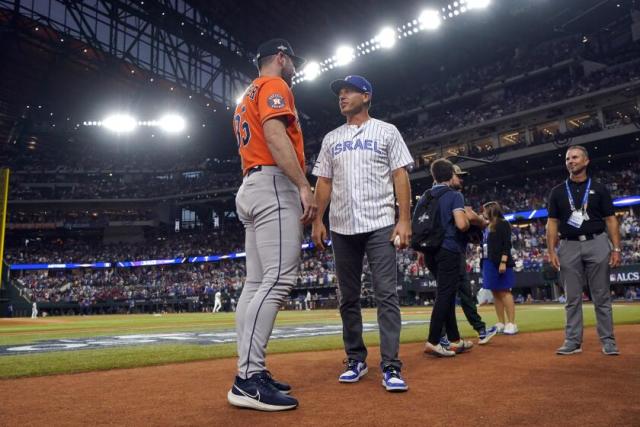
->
xmin=481 ymin=201 xmax=518 ymax=335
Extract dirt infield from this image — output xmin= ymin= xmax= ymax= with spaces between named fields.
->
xmin=1 ymin=325 xmax=638 ymax=426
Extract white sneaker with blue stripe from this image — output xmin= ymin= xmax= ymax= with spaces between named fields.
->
xmin=478 ymin=326 xmax=498 ymax=345
xmin=439 ymin=335 xmax=451 ymax=349
xmin=338 ymin=359 xmax=368 ymax=383
xmin=381 ymin=366 xmax=408 ymax=392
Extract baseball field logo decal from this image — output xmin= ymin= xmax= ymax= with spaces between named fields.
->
xmin=268 ymin=94 xmax=286 ymax=109
xmin=0 ymin=321 xmax=428 ymax=355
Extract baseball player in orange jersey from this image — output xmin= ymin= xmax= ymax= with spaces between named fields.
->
xmin=227 ymin=38 xmax=317 ymax=412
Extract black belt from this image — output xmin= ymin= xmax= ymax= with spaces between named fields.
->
xmin=246 ymin=165 xmax=262 ymax=177
xmin=561 ymin=232 xmax=602 ymax=242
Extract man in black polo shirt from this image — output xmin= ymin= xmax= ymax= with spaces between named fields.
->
xmin=546 ymin=145 xmax=622 ymax=356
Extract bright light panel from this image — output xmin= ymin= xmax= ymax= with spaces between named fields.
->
xmin=335 ymin=46 xmax=355 ymax=66
xmin=467 ymin=0 xmax=491 ymax=10
xmin=376 ymin=27 xmax=396 ymax=49
xmin=102 ymin=114 xmax=137 ymax=133
xmin=290 ymin=1 xmax=491 ymax=86
xmin=303 ymin=61 xmax=321 ymax=80
xmin=419 ymin=9 xmax=441 ymax=30
xmin=158 ymin=114 xmax=186 ymax=133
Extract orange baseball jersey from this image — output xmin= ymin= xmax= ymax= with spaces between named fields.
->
xmin=233 ymin=76 xmax=305 ymax=175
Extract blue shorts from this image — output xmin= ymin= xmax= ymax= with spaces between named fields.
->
xmin=482 ymin=259 xmax=515 ymax=291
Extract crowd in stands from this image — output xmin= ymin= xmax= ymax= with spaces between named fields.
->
xmin=394 ymin=58 xmax=640 ymax=142
xmin=13 ymin=245 xmax=339 ymax=306
xmin=4 ymin=144 xmax=232 ymax=174
xmin=5 ymin=225 xmax=246 ymax=264
xmin=9 ymin=112 xmax=636 ymax=203
xmin=620 ymin=213 xmax=640 ymax=265
xmin=441 ymin=159 xmax=640 ymax=213
xmin=8 ymin=208 xmax=155 ymax=224
xmin=396 ymin=211 xmax=640 ymax=285
xmin=375 ymin=35 xmax=584 ymax=118
xmin=9 ymin=208 xmax=640 ymax=309
xmin=15 ymin=262 xmax=245 ymax=308
xmin=9 ymin=169 xmax=239 ymax=200
xmin=6 ymin=31 xmax=640 ymax=311
xmin=377 ymin=31 xmax=640 ymax=138
xmin=297 ymin=249 xmax=337 ymax=288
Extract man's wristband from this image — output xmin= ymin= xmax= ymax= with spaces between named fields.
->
xmin=612 ymin=247 xmax=621 ymax=253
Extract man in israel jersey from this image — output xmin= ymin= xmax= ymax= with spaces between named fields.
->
xmin=311 ymin=75 xmax=414 ymax=393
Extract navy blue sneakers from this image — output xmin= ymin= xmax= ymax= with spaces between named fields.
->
xmin=227 ymin=372 xmax=298 ymax=411
xmin=264 ymin=370 xmax=292 ymax=394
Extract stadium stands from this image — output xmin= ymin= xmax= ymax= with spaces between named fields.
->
xmin=4 ymin=25 xmax=640 ymax=313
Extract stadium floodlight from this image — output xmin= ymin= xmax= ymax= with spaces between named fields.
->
xmin=334 ymin=45 xmax=355 ymax=66
xmin=419 ymin=9 xmax=441 ymax=30
xmin=158 ymin=114 xmax=186 ymax=133
xmin=236 ymin=93 xmax=245 ymax=105
xmin=303 ymin=61 xmax=321 ymax=80
xmin=467 ymin=0 xmax=491 ymax=10
xmin=101 ymin=114 xmax=137 ymax=133
xmin=376 ymin=27 xmax=396 ymax=49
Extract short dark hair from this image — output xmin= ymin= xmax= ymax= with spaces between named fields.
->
xmin=430 ymin=159 xmax=454 ymax=183
xmin=567 ymin=145 xmax=589 ymax=159
xmin=257 ymin=54 xmax=277 ymax=70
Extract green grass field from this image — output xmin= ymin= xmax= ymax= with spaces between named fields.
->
xmin=0 ymin=303 xmax=638 ymax=379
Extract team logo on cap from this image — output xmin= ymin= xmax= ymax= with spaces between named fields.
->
xmin=268 ymin=94 xmax=286 ymax=109
xmin=277 ymin=45 xmax=289 ymax=52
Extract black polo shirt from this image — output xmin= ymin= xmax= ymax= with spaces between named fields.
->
xmin=547 ymin=177 xmax=614 ymax=238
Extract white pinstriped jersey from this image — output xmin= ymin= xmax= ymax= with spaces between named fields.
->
xmin=312 ymin=118 xmax=414 ymax=235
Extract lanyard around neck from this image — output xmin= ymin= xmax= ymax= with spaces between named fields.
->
xmin=565 ymin=178 xmax=590 ymax=212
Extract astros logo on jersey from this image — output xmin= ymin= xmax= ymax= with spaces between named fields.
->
xmin=268 ymin=94 xmax=285 ymax=109
xmin=233 ymin=76 xmax=305 ymax=175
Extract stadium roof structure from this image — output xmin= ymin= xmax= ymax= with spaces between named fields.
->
xmin=0 ymin=0 xmax=635 ymax=160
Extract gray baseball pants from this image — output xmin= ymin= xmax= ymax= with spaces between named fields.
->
xmin=235 ymin=166 xmax=303 ymax=379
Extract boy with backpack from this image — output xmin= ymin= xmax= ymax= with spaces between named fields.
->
xmin=411 ymin=159 xmax=481 ymax=357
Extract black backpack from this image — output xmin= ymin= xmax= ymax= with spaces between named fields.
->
xmin=410 ymin=187 xmax=451 ymax=253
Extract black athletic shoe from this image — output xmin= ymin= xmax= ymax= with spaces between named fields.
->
xmin=264 ymin=370 xmax=292 ymax=394
xmin=227 ymin=372 xmax=298 ymax=411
